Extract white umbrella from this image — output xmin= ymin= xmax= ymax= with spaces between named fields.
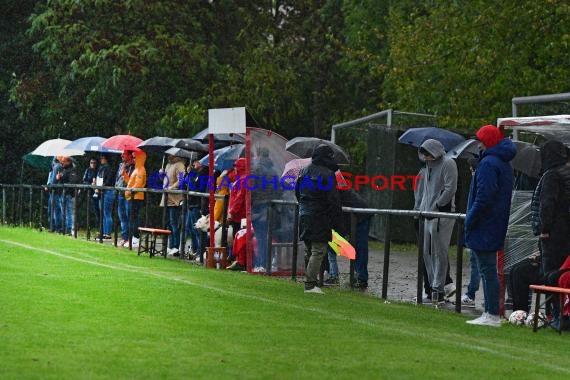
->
xmin=31 ymin=138 xmax=85 ymax=157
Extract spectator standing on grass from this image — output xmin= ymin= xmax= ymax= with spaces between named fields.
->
xmin=95 ymin=154 xmax=115 ymax=240
xmin=416 ymin=139 xmax=458 ymax=304
xmin=296 ymin=144 xmax=343 ymax=294
xmin=83 ymin=157 xmax=100 ymax=226
xmin=460 ymin=157 xmax=482 ymax=307
xmin=413 ymin=165 xmax=457 ymax=302
xmin=465 ymin=125 xmax=516 ymax=327
xmin=535 ymin=140 xmax=570 ymax=329
xmin=184 ymin=157 xmax=209 ymax=258
xmin=227 ymin=158 xmax=247 ymax=242
xmin=46 ymin=156 xmax=64 ymax=232
xmin=58 ymin=156 xmax=80 ymax=235
xmin=115 ymin=151 xmax=134 ymax=247
xmin=160 ymin=153 xmax=186 ymax=256
xmin=123 ymin=150 xmax=147 ymax=248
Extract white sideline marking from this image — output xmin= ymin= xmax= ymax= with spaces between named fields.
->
xmin=1 ymin=238 xmax=569 ymax=374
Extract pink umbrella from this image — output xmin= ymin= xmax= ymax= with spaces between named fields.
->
xmin=102 ymin=135 xmax=143 ymax=152
xmin=281 ymin=158 xmax=311 ymax=185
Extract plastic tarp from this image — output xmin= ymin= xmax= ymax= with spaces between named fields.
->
xmin=246 ymin=128 xmax=304 ymax=274
xmin=504 ymin=191 xmax=537 ymax=273
xmin=498 ymin=115 xmax=570 ymax=144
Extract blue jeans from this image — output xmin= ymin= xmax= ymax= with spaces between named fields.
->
xmin=61 ymin=194 xmax=74 ymax=234
xmin=101 ymin=190 xmax=114 ymax=235
xmin=167 ymin=206 xmax=181 ymax=249
xmin=49 ymin=192 xmax=62 ymax=232
xmin=117 ymin=193 xmax=128 ymax=240
xmin=466 ymin=250 xmax=481 ymax=300
xmin=473 ymin=250 xmax=499 ymax=315
xmin=127 ymin=200 xmax=142 ymax=239
xmin=185 ymin=207 xmax=201 ymax=254
xmin=354 ymin=218 xmax=370 ymax=282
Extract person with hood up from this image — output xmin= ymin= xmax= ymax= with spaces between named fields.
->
xmin=465 ymin=125 xmax=516 ymax=327
xmin=295 ymin=144 xmax=343 ymax=294
xmin=160 ymin=153 xmax=186 ymax=256
xmin=417 ymin=139 xmax=458 ymax=304
xmin=227 ymin=157 xmax=248 ymax=241
xmin=536 ymin=140 xmax=570 ymax=328
xmin=123 ymin=150 xmax=147 ymax=248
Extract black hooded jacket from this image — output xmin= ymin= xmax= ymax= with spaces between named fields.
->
xmin=538 ymin=140 xmax=570 ymax=262
xmin=295 ymin=145 xmax=343 ymax=242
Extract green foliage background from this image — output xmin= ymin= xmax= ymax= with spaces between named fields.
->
xmin=2 ymin=0 xmax=570 ymax=184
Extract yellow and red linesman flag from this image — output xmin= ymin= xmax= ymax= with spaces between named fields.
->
xmin=328 ymin=230 xmax=356 ymax=260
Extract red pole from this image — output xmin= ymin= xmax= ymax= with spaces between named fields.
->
xmin=208 ymin=133 xmax=215 ymax=249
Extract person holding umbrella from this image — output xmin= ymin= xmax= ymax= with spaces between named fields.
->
xmin=95 ymin=154 xmax=115 ymax=240
xmin=123 ymin=150 xmax=147 ymax=248
xmin=83 ymin=157 xmax=100 ymax=227
xmin=295 ymin=144 xmax=343 ymax=294
xmin=161 ymin=152 xmax=186 ymax=256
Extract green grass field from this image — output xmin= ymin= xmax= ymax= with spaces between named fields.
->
xmin=0 ymin=227 xmax=568 ymax=379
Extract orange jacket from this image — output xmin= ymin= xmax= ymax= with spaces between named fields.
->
xmin=125 ymin=151 xmax=147 ymax=201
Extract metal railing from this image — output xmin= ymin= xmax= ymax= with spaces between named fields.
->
xmin=1 ymin=182 xmax=467 ymax=313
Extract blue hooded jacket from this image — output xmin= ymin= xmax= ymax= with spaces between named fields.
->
xmin=464 ymin=138 xmax=517 ymax=251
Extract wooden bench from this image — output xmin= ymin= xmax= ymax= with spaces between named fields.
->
xmin=137 ymin=227 xmax=171 ymax=258
xmin=529 ymin=284 xmax=570 ymax=334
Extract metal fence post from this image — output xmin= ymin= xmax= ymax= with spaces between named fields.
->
xmin=382 ymin=214 xmax=391 ymax=299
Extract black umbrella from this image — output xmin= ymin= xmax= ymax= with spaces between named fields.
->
xmin=512 ymin=141 xmax=541 ymax=178
xmin=172 ymin=138 xmax=209 ymax=153
xmin=164 ymin=147 xmax=199 ymax=160
xmin=137 ymin=136 xmax=177 ymax=153
xmin=285 ymin=137 xmax=350 ymax=164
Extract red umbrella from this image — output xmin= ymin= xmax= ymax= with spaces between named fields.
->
xmin=102 ymin=135 xmax=143 ymax=152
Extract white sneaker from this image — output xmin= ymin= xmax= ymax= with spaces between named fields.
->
xmin=461 ymin=294 xmax=476 ymax=307
xmin=253 ymin=266 xmax=266 ymax=273
xmin=444 ymin=283 xmax=456 ymax=298
xmin=467 ymin=313 xmax=501 ymax=327
xmin=167 ymin=248 xmax=179 ymax=256
xmin=466 ymin=312 xmax=488 ymax=325
xmin=304 ymin=286 xmax=324 ymax=294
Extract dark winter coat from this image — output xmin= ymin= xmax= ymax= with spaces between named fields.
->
xmin=538 ymin=140 xmax=570 ymax=266
xmin=464 ymin=138 xmax=517 ymax=251
xmin=295 ymin=145 xmax=343 ymax=243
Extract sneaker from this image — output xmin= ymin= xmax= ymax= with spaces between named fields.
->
xmin=323 ymin=277 xmax=339 ymax=286
xmin=466 ymin=312 xmax=501 ymax=327
xmin=167 ymin=248 xmax=179 ymax=256
xmin=413 ymin=296 xmax=433 ymax=304
xmin=460 ymin=294 xmax=476 ymax=307
xmin=253 ymin=266 xmax=266 ymax=273
xmin=466 ymin=312 xmax=488 ymax=324
xmin=444 ymin=283 xmax=456 ymax=299
xmin=226 ymin=261 xmax=246 ymax=271
xmin=304 ymin=286 xmax=324 ymax=294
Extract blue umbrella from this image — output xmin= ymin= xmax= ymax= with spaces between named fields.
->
xmin=199 ymin=144 xmax=245 ymax=172
xmin=65 ymin=136 xmax=121 ymax=153
xmin=398 ymin=127 xmax=465 ymax=152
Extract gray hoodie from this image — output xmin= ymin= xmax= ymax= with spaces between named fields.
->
xmin=418 ymin=139 xmax=458 ymax=213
